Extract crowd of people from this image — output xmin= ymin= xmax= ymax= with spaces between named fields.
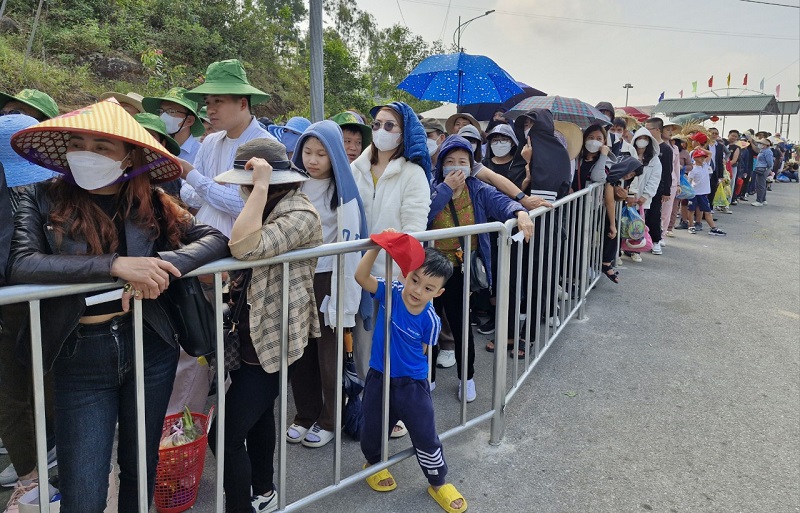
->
xmin=0 ymin=58 xmax=797 ymax=513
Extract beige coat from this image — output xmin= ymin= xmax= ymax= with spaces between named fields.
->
xmin=229 ymin=189 xmax=323 ymax=374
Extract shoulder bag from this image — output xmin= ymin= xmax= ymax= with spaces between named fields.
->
xmin=222 ymin=269 xmax=252 ymax=372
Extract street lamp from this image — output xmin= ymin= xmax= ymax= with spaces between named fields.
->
xmin=453 ymin=10 xmax=495 ymax=52
xmin=623 ymin=83 xmax=633 ymax=107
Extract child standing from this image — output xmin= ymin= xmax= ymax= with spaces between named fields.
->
xmin=354 ymin=231 xmax=468 ymax=513
xmin=687 ymin=149 xmax=727 ymax=236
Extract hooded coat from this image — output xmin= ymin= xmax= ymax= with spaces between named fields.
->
xmin=428 ymin=136 xmax=526 ymax=287
xmin=509 ymin=108 xmax=572 ymax=202
xmin=292 ymin=120 xmax=370 ymax=328
xmin=624 ymin=126 xmax=662 ymax=209
xmin=369 ymin=102 xmax=433 ymax=181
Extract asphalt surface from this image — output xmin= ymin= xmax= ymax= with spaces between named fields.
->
xmin=2 ymin=183 xmax=798 ymax=512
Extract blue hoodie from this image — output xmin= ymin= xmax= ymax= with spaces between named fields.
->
xmin=292 ymin=120 xmax=371 ymax=328
xmin=370 ymin=102 xmax=432 ymax=182
xmin=429 ymin=135 xmax=526 ymax=287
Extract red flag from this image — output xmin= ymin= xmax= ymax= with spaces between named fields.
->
xmin=776 ymin=84 xmax=781 ymax=98
xmin=708 ymin=76 xmax=714 ymax=88
xmin=679 ymin=90 xmax=684 ymax=98
xmin=743 ymin=74 xmax=748 ymax=86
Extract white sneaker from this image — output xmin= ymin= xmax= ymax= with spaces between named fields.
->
xmin=436 ymin=349 xmax=455 ymax=369
xmin=651 ymin=242 xmax=662 ymax=255
xmin=751 ymin=201 xmax=763 ymax=207
xmin=615 ymin=256 xmax=623 ymax=266
xmin=458 ymin=379 xmax=477 ymax=403
xmin=631 ymin=253 xmax=642 ymax=263
xmin=658 ymin=238 xmax=666 ymax=247
xmin=665 ymin=230 xmax=675 ymax=238
xmin=252 ymin=490 xmax=278 ymax=513
xmin=1 ymin=447 xmax=57 ymax=487
xmin=4 ymin=479 xmax=39 ymax=513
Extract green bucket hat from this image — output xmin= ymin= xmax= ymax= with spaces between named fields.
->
xmin=0 ymin=89 xmax=59 ymax=120
xmin=184 ymin=59 xmax=271 ymax=106
xmin=142 ymin=87 xmax=206 ymax=138
xmin=134 ymin=113 xmax=181 ymax=157
xmin=330 ymin=111 xmax=372 ymax=147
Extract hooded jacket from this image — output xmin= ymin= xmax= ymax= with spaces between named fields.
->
xmin=370 ymin=102 xmax=433 ymax=181
xmin=428 ymin=136 xmax=526 ymax=287
xmin=606 ymin=156 xmax=644 ymax=185
xmin=509 ymin=108 xmax=572 ymax=202
xmin=623 ymin=126 xmax=662 ymax=209
xmin=292 ymin=120 xmax=369 ymax=328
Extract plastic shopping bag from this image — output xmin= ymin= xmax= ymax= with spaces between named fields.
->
xmin=712 ymin=182 xmax=729 ymax=208
xmin=676 ymin=174 xmax=696 ymax=200
xmin=619 ymin=205 xmax=646 ymax=240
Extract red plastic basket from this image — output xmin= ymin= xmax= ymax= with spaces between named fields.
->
xmin=154 ymin=412 xmax=208 ymax=513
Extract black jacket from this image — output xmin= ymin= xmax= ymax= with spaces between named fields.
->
xmin=657 ymin=142 xmax=674 ymax=197
xmin=9 ymin=183 xmax=230 ymax=370
xmin=510 ymin=108 xmax=572 ymax=201
xmin=0 ymin=164 xmax=10 ymax=287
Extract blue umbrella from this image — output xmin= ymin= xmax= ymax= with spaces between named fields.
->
xmin=397 ymin=52 xmax=524 ymax=106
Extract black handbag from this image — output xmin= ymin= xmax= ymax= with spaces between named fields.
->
xmin=223 ymin=270 xmax=252 ymax=372
xmin=447 ymin=200 xmax=489 ymax=292
xmin=163 ymin=276 xmax=216 ymax=357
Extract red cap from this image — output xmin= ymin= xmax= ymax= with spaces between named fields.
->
xmin=369 ymin=232 xmax=425 ymax=277
xmin=689 ymin=132 xmax=708 ymax=145
xmin=691 ymin=148 xmax=708 ymax=159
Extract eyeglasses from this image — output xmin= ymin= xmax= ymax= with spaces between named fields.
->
xmin=157 ymin=108 xmax=189 ymax=117
xmin=0 ymin=110 xmax=23 ymax=117
xmin=371 ymin=120 xmax=398 ymax=132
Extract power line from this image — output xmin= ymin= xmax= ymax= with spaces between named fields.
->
xmin=396 ymin=0 xmax=407 ymax=26
xmin=766 ymin=58 xmax=800 ymax=81
xmin=739 ymin=0 xmax=800 ymax=8
xmin=401 ymin=0 xmax=800 ymax=41
xmin=438 ymin=0 xmax=452 ymax=42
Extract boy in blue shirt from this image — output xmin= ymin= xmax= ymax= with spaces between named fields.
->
xmin=355 ymin=231 xmax=467 ymax=513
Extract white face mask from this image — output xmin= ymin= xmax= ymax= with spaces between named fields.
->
xmin=524 ymin=127 xmax=531 ymax=139
xmin=372 ymin=129 xmax=402 ymax=152
xmin=470 ymin=142 xmax=478 ymax=153
xmin=635 ymin=139 xmax=650 ymax=149
xmin=160 ymin=112 xmax=186 ymax=135
xmin=66 ymin=151 xmax=128 ymax=190
xmin=756 ymin=143 xmax=766 ymax=150
xmin=443 ymin=165 xmax=470 ymax=177
xmin=426 ymin=138 xmax=439 ymax=156
xmin=491 ymin=141 xmax=512 ymax=157
xmin=584 ymin=140 xmax=603 ymax=153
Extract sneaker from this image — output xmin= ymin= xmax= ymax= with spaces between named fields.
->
xmin=763 ymin=200 xmax=768 ymax=205
xmin=286 ymin=424 xmax=309 ymax=444
xmin=720 ymin=206 xmax=733 ymax=214
xmin=4 ymin=479 xmax=39 ymax=513
xmin=658 ymin=238 xmax=666 ymax=247
xmin=730 ymin=200 xmax=738 ymax=206
xmin=252 ymin=490 xmax=278 ymax=513
xmin=301 ymin=423 xmax=334 ymax=448
xmin=751 ymin=201 xmax=763 ymax=207
xmin=651 ymin=242 xmax=662 ymax=255
xmin=739 ymin=196 xmax=749 ymax=202
xmin=630 ymin=253 xmax=642 ymax=263
xmin=615 ymin=256 xmax=623 ymax=266
xmin=436 ymin=349 xmax=455 ymax=368
xmin=694 ymin=222 xmax=703 ymax=231
xmin=458 ymin=379 xmax=477 ymax=403
xmin=709 ymin=227 xmax=727 ymax=236
xmin=429 ymin=381 xmax=436 ymax=392
xmin=675 ymin=221 xmax=689 ymax=230
xmin=688 ymin=226 xmax=696 ymax=234
xmin=476 ymin=318 xmax=495 ymax=335
xmin=665 ymin=230 xmax=675 ymax=237
xmin=1 ymin=447 xmax=56 ymax=487
xmin=548 ymin=315 xmax=561 ymax=328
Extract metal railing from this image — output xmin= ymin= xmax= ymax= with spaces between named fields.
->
xmin=0 ymin=183 xmax=605 ymax=512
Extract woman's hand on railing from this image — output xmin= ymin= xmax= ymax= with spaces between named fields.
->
xmin=520 ymin=195 xmax=553 ymax=211
xmin=516 ymin=212 xmax=534 ymax=242
xmin=112 ymin=257 xmax=182 ymax=306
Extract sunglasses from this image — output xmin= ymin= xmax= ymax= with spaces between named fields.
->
xmin=0 ymin=110 xmax=23 ymax=116
xmin=233 ymin=160 xmax=310 ymax=177
xmin=371 ymin=120 xmax=399 ymax=132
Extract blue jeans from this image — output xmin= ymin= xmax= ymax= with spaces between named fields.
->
xmin=53 ymin=315 xmax=178 ymax=513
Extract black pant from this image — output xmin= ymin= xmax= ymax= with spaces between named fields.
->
xmin=603 ymin=215 xmax=618 ymax=264
xmin=432 ymin=267 xmax=475 ymax=382
xmin=645 ymin=195 xmax=663 ymax=243
xmin=209 ymin=363 xmax=289 ymax=513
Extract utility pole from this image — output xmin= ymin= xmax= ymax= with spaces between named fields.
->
xmin=309 ymin=0 xmax=324 ymax=122
xmin=623 ymin=83 xmax=633 ymax=107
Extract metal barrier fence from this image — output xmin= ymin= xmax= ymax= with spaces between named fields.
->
xmin=0 ymin=183 xmax=604 ymax=512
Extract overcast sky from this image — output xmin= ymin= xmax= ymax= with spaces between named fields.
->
xmin=353 ymin=0 xmax=800 ymax=141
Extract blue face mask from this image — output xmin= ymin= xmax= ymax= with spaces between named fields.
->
xmin=443 ymin=165 xmax=470 ymax=177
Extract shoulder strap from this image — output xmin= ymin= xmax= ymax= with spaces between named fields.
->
xmin=230 ymin=270 xmax=252 ymax=325
xmin=447 ymin=199 xmax=467 ymax=251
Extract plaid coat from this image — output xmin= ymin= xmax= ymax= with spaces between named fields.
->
xmin=229 ymin=189 xmax=322 ymax=374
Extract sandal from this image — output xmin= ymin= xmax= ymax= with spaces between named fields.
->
xmin=390 ymin=421 xmax=408 ymax=439
xmin=485 ymin=340 xmax=514 ymax=353
xmin=428 ymin=483 xmax=468 ymax=512
xmin=364 ymin=464 xmax=397 ymax=492
xmin=286 ymin=423 xmax=309 ymax=444
xmin=601 ymin=264 xmax=619 ymax=284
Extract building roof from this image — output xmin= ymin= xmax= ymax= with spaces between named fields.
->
xmin=777 ymin=101 xmax=800 ymax=116
xmin=653 ymin=95 xmax=780 ymax=116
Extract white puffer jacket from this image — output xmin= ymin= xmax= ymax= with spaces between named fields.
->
xmin=352 ymin=147 xmax=431 ymax=277
xmin=624 ymin=127 xmax=662 ymax=209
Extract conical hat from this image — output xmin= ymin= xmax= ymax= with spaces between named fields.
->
xmin=10 ymin=100 xmax=181 ymax=184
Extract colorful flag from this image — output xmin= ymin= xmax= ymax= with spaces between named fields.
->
xmin=743 ymin=74 xmax=748 ymax=86
xmin=726 ymin=73 xmax=731 ymax=87
xmin=658 ymin=91 xmax=665 ymax=102
xmin=708 ymin=76 xmax=714 ymax=88
xmin=692 ymin=81 xmax=698 ymax=93
xmin=679 ymin=90 xmax=684 ymax=98
xmin=760 ymin=78 xmax=765 ymax=90
xmin=776 ymin=84 xmax=780 ymax=98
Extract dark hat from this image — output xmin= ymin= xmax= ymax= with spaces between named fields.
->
xmin=421 ymin=117 xmax=446 ymax=135
xmin=595 ymin=101 xmax=615 ymax=115
xmin=214 ymin=138 xmax=309 ymax=185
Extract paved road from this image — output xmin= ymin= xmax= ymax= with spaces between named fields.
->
xmin=3 ymin=183 xmax=797 ymax=512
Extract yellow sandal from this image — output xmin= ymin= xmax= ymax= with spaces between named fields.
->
xmin=363 ymin=464 xmax=397 ymax=492
xmin=428 ymin=483 xmax=468 ymax=512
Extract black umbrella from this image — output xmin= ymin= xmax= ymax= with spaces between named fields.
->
xmin=457 ymin=81 xmax=547 ymax=121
